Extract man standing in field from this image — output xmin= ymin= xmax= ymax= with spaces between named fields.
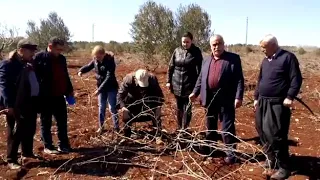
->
xmin=34 ymin=37 xmax=74 ymax=154
xmin=254 ymin=34 xmax=302 ymax=179
xmin=189 ymin=34 xmax=244 ymax=164
xmin=0 ymin=39 xmax=39 ymax=169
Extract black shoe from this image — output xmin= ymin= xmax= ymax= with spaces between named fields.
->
xmin=198 ymin=145 xmax=213 ymax=156
xmin=114 ymin=127 xmax=120 ymax=133
xmin=124 ymin=128 xmax=132 ymax=138
xmin=58 ymin=147 xmax=72 ymax=153
xmin=154 ymin=128 xmax=162 ymax=137
xmin=22 ymin=153 xmax=41 ymax=159
xmin=21 ymin=153 xmax=44 ymax=162
xmin=270 ymin=168 xmax=291 ymax=180
xmin=224 ymin=156 xmax=237 ymax=165
xmin=263 ymin=160 xmax=277 ymax=169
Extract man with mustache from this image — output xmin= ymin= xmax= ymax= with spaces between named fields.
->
xmin=0 ymin=39 xmax=39 ymax=169
xmin=189 ymin=34 xmax=244 ymax=164
xmin=254 ymin=34 xmax=302 ymax=179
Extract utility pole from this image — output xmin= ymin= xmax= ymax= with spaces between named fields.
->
xmin=92 ymin=23 xmax=95 ymax=42
xmin=245 ymin=17 xmax=248 ymax=45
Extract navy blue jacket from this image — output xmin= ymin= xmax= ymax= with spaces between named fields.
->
xmin=192 ymin=51 xmax=244 ymax=107
xmin=33 ymin=50 xmax=73 ymax=97
xmin=0 ymin=53 xmax=39 ymax=115
xmin=0 ymin=58 xmax=24 ymax=108
xmin=78 ymin=53 xmax=118 ymax=92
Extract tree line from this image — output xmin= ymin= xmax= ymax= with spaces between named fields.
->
xmin=1 ymin=1 xmax=212 ymax=63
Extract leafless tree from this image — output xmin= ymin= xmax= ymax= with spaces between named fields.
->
xmin=0 ymin=23 xmax=18 ymax=59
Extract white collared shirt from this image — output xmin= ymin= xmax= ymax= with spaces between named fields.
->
xmin=266 ymin=48 xmax=282 ymax=62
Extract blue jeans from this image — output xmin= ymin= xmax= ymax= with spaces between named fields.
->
xmin=98 ymin=89 xmax=119 ymax=129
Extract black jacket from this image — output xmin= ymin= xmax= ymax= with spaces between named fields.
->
xmin=167 ymin=44 xmax=203 ymax=97
xmin=0 ymin=53 xmax=39 ymax=116
xmin=33 ymin=50 xmax=73 ymax=97
xmin=78 ymin=53 xmax=118 ymax=92
xmin=192 ymin=51 xmax=245 ymax=107
xmin=117 ymin=72 xmax=164 ymax=110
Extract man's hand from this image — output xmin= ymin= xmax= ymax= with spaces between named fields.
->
xmin=283 ymin=98 xmax=293 ymax=107
xmin=253 ymin=100 xmax=258 ymax=111
xmin=165 ymin=83 xmax=170 ymax=89
xmin=77 ymin=72 xmax=82 ymax=77
xmin=0 ymin=109 xmax=9 ymax=115
xmin=189 ymin=93 xmax=197 ymax=102
xmin=234 ymin=99 xmax=242 ymax=109
xmin=0 ymin=108 xmax=14 ymax=116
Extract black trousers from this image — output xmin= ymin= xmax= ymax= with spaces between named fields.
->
xmin=205 ymin=92 xmax=237 ymax=156
xmin=6 ymin=106 xmax=37 ymax=163
xmin=255 ymin=96 xmax=291 ymax=170
xmin=175 ymin=95 xmax=192 ymax=130
xmin=40 ymin=96 xmax=70 ymax=149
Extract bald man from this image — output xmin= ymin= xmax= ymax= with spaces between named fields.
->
xmin=254 ymin=35 xmax=302 ymax=179
xmin=190 ymin=34 xmax=244 ymax=164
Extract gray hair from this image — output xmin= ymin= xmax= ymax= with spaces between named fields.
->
xmin=210 ymin=34 xmax=225 ymax=44
xmin=260 ymin=34 xmax=278 ymax=46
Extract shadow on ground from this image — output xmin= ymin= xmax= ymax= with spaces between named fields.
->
xmin=241 ymin=136 xmax=300 ymax=147
xmin=290 ymin=155 xmax=320 ymax=180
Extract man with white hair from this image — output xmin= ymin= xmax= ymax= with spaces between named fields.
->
xmin=254 ymin=34 xmax=302 ymax=179
xmin=189 ymin=34 xmax=244 ymax=164
xmin=117 ymin=69 xmax=164 ymax=138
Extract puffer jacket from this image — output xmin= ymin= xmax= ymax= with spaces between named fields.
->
xmin=167 ymin=44 xmax=203 ymax=97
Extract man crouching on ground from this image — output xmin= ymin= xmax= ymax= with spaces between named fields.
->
xmin=117 ymin=69 xmax=164 ymax=141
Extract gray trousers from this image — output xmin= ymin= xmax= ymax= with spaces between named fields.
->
xmin=255 ymin=96 xmax=291 ymax=170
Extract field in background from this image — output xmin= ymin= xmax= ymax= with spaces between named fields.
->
xmin=0 ymin=49 xmax=319 ymax=180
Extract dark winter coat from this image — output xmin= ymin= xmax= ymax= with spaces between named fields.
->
xmin=166 ymin=44 xmax=203 ymax=97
